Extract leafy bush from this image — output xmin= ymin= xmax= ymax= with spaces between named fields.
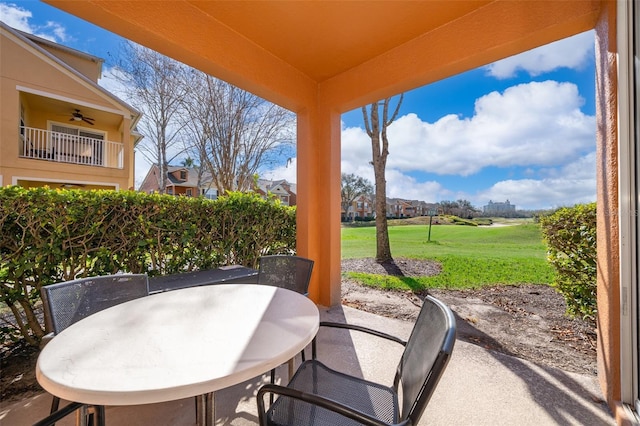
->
xmin=449 ymin=216 xmax=478 ymax=226
xmin=539 ymin=203 xmax=596 ymax=322
xmin=0 ymin=187 xmax=296 ymax=345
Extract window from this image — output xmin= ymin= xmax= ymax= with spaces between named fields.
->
xmin=186 ymin=188 xmax=193 ymax=197
xmin=180 ymin=170 xmax=187 ymax=180
xmin=203 ymin=188 xmax=218 ymax=200
xmin=50 ymin=123 xmax=105 ymax=165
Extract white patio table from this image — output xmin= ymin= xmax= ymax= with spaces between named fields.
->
xmin=36 ymin=284 xmax=319 ymax=426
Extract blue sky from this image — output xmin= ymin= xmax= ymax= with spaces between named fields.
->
xmin=2 ymin=1 xmax=596 ymax=211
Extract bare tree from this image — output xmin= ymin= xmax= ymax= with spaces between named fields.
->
xmin=183 ymin=72 xmax=294 ymax=193
xmin=457 ymin=199 xmax=475 ymax=218
xmin=341 ymin=173 xmax=374 ymax=221
xmin=439 ymin=200 xmax=458 ymax=215
xmin=362 ymin=95 xmax=403 ymax=263
xmin=112 ymin=42 xmax=189 ymax=193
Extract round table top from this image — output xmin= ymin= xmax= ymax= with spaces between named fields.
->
xmin=36 ymin=284 xmax=319 ymax=405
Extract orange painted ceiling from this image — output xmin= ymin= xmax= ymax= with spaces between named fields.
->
xmin=44 ymin=0 xmax=602 ymax=110
xmin=187 ymin=1 xmax=492 ymax=81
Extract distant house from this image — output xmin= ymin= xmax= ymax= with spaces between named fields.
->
xmin=408 ymin=200 xmax=439 ymax=217
xmin=386 ymin=198 xmax=415 ymax=218
xmin=255 ymin=179 xmax=296 ymax=206
xmin=483 ymin=200 xmax=516 ymax=214
xmin=0 ymin=22 xmax=142 ymax=190
xmin=344 ymin=196 xmax=453 ymax=219
xmin=139 ymin=165 xmax=217 ymax=198
xmin=342 ymin=194 xmax=373 ymax=221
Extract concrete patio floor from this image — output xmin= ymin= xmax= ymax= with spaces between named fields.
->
xmin=1 ymin=305 xmax=614 ymax=426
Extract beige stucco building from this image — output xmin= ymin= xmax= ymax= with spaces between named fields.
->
xmin=38 ymin=1 xmax=640 ymax=423
xmin=0 ymin=22 xmax=141 ymax=190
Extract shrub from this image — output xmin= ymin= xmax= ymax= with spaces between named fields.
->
xmin=539 ymin=203 xmax=596 ymax=322
xmin=0 ymin=187 xmax=296 ymax=345
xmin=449 ymin=216 xmax=478 ymax=226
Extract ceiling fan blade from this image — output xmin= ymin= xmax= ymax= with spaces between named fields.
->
xmin=82 ymin=118 xmax=95 ymax=125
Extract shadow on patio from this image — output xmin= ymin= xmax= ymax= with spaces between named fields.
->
xmin=1 ymin=305 xmax=613 ymax=426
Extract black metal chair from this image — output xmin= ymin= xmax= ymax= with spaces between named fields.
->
xmin=258 ymin=255 xmax=314 ymax=394
xmin=36 ymin=274 xmax=149 ymax=426
xmin=256 ymin=295 xmax=456 ymax=426
xmin=257 ymin=255 xmax=314 ymax=296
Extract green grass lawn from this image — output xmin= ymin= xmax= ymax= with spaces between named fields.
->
xmin=341 ymin=223 xmax=555 ymax=290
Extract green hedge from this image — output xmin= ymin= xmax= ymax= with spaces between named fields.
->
xmin=0 ymin=187 xmax=296 ymax=345
xmin=539 ymin=203 xmax=596 ymax=322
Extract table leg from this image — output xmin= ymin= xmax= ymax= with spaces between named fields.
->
xmin=288 ymin=358 xmax=295 ymax=381
xmin=196 ymin=392 xmax=215 ymax=426
xmin=75 ymin=405 xmax=88 ymax=426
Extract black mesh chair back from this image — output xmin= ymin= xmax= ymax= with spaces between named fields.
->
xmin=257 ymin=255 xmax=314 ymax=296
xmin=41 ymin=274 xmax=149 ymax=334
xmin=395 ymin=295 xmax=457 ymax=423
xmin=38 ymin=274 xmax=148 ymax=426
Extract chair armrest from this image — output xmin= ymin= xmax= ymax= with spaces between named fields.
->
xmin=320 ymin=321 xmax=407 ymax=345
xmin=257 ymin=384 xmax=409 ymax=426
xmin=311 ymin=321 xmax=406 ymax=359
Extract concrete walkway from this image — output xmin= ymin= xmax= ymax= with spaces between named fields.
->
xmin=1 ymin=305 xmax=614 ymax=425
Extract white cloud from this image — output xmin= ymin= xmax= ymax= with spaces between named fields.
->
xmin=347 ymin=81 xmax=594 ymax=177
xmin=43 ymin=20 xmax=68 ymax=42
xmin=384 ymin=170 xmax=446 ymax=203
xmin=98 ymin=66 xmax=129 ymax=98
xmin=402 ymin=153 xmax=596 ymax=211
xmin=476 ymin=152 xmax=595 ymax=210
xmin=486 ymin=31 xmax=594 ymax=79
xmin=261 ymin=157 xmax=297 ymax=183
xmin=1 ymin=3 xmax=32 ymax=32
xmin=339 ymin=80 xmax=595 ymax=210
xmin=0 ymin=2 xmax=69 ymax=42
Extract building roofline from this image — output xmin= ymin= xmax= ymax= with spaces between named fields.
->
xmin=1 ymin=22 xmax=141 ymax=125
xmin=13 ymin=27 xmax=105 ymax=67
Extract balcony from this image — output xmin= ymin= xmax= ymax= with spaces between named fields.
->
xmin=19 ymin=126 xmax=124 ymax=169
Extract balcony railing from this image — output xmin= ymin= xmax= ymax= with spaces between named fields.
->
xmin=19 ymin=126 xmax=124 ymax=169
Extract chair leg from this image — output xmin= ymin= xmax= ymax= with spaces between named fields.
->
xmin=269 ymin=368 xmax=276 ymax=405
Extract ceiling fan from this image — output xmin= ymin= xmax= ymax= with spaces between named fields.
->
xmin=70 ymin=109 xmax=95 ymax=125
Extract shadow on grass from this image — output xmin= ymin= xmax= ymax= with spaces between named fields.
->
xmin=378 ymin=260 xmax=405 ymax=276
xmin=395 ymin=276 xmax=424 ymax=292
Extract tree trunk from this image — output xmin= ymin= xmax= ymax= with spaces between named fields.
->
xmin=364 ymin=103 xmax=391 ymax=263
xmin=373 ymin=162 xmax=392 ymax=262
xmin=362 ymin=95 xmax=403 ymax=263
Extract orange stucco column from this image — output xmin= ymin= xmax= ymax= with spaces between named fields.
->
xmin=595 ymin=0 xmax=623 ymax=419
xmin=296 ymin=99 xmax=342 ymax=307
